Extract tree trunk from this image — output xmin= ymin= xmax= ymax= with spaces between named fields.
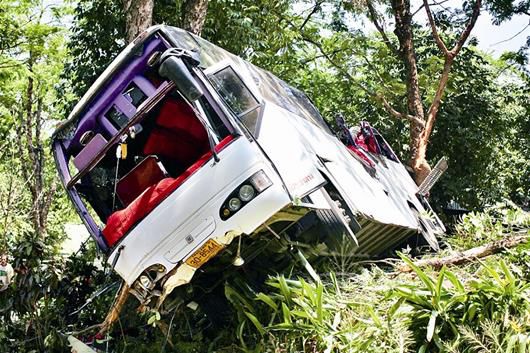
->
xmin=123 ymin=0 xmax=154 ymax=43
xmin=181 ymin=0 xmax=209 ymax=35
xmin=390 ymin=0 xmax=431 ymax=184
xmin=16 ymin=51 xmax=58 ymax=238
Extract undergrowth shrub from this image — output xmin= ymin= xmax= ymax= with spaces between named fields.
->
xmin=226 ymin=273 xmax=414 ymax=353
xmin=394 ymin=255 xmax=530 ymax=352
xmin=450 ymin=201 xmax=530 ymax=248
xmin=225 ymin=203 xmax=530 ymax=353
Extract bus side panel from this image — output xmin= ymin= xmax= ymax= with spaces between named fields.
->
xmin=255 ymin=103 xmax=326 ymax=199
xmin=283 ymin=113 xmax=420 ymax=229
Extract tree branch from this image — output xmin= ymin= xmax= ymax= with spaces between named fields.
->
xmin=423 ymin=0 xmax=482 ymax=142
xmin=450 ymin=0 xmax=482 ymax=56
xmin=376 ymin=93 xmax=426 ymax=127
xmin=98 ymin=282 xmax=130 ymax=335
xmin=423 ymin=57 xmax=453 ymax=140
xmin=366 ymin=0 xmax=399 ymax=55
xmin=300 ymin=48 xmax=349 ymax=65
xmin=423 ymin=0 xmax=449 ymax=55
xmin=413 ymin=0 xmax=452 ymax=18
xmin=300 ymin=35 xmax=355 ymax=81
xmin=300 ymin=0 xmax=323 ymax=31
xmin=301 ymin=34 xmax=424 ymax=127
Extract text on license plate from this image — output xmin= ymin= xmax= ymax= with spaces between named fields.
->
xmin=185 ymin=239 xmax=224 ymax=268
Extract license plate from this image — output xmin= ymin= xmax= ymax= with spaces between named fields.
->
xmin=185 ymin=239 xmax=224 ymax=268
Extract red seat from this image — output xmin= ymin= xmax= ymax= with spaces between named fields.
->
xmin=142 ymin=98 xmax=210 ymax=167
xmin=116 ymin=156 xmax=166 ymax=207
xmin=143 ymin=128 xmax=206 ymax=166
xmin=102 ymin=135 xmax=235 ymax=248
xmin=155 ymin=99 xmax=208 ymax=142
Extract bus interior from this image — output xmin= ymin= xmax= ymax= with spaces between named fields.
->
xmin=60 ymin=38 xmax=233 ymax=250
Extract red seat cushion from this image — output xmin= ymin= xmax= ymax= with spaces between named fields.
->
xmin=156 ymin=99 xmax=208 ymax=142
xmin=116 ymin=156 xmax=166 ymax=207
xmin=143 ymin=128 xmax=207 ymax=166
xmin=347 ymin=145 xmax=375 ymax=168
xmin=143 ymin=98 xmax=210 ymax=166
xmin=102 ymin=135 xmax=235 ymax=248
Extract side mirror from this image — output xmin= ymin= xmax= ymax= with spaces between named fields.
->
xmin=158 ymin=55 xmax=203 ymax=102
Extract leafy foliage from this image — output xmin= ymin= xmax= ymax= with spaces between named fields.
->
xmin=450 ymin=201 xmax=530 ymax=248
xmin=0 ymin=0 xmax=529 ymax=351
xmin=223 ymin=204 xmax=530 ymax=353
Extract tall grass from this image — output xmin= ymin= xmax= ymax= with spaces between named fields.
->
xmin=225 ymin=203 xmax=530 ymax=352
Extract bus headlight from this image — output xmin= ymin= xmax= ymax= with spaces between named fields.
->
xmin=228 ymin=198 xmax=242 ymax=211
xmin=238 ymin=185 xmax=255 ymax=202
xmin=220 ymin=170 xmax=272 ymax=220
xmin=249 ymin=170 xmax=272 ymax=192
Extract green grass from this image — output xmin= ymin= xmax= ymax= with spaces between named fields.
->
xmin=222 ymin=202 xmax=530 ymax=353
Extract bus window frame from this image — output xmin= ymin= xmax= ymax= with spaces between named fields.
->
xmin=205 ymin=63 xmax=264 ymax=137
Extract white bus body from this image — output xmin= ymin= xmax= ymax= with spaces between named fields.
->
xmin=52 ymin=26 xmax=444 ymax=305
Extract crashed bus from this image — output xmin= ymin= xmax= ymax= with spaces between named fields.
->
xmin=52 ymin=25 xmax=445 ymax=306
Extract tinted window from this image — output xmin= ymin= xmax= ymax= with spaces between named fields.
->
xmin=123 ymin=82 xmax=148 ymax=108
xmin=208 ymin=66 xmax=261 ymax=135
xmin=106 ymin=106 xmax=128 ymax=129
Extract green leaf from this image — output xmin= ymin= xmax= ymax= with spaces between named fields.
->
xmin=147 ymin=311 xmax=160 ymax=326
xmin=434 ymin=266 xmax=446 ymax=307
xmin=519 ymin=334 xmax=528 ymax=353
xmin=237 ymin=320 xmax=247 ymax=348
xmin=255 ymin=292 xmax=278 ymax=311
xmin=281 ymin=302 xmax=292 ymax=324
xmin=388 ymin=297 xmax=405 ymax=319
xmin=244 ymin=312 xmax=266 ymax=335
xmin=444 ymin=270 xmax=465 ymax=293
xmin=367 ymin=306 xmax=382 ymax=328
xmin=427 ymin=310 xmax=438 ymax=342
xmin=500 ymin=259 xmax=516 ymax=284
xmin=316 ymin=282 xmax=323 ymax=323
xmin=418 ymin=343 xmax=428 ymax=353
xmin=278 ymin=276 xmax=292 ymax=304
xmin=399 ymin=253 xmax=435 ymax=294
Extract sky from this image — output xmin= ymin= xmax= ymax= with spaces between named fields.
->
xmin=471 ymin=12 xmax=529 ymax=57
xmin=411 ymin=0 xmax=530 ymax=58
xmin=308 ymin=0 xmax=530 ymax=59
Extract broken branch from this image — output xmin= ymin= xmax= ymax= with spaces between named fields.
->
xmin=98 ymin=282 xmax=130 ymax=336
xmin=397 ymin=232 xmax=529 ymax=272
